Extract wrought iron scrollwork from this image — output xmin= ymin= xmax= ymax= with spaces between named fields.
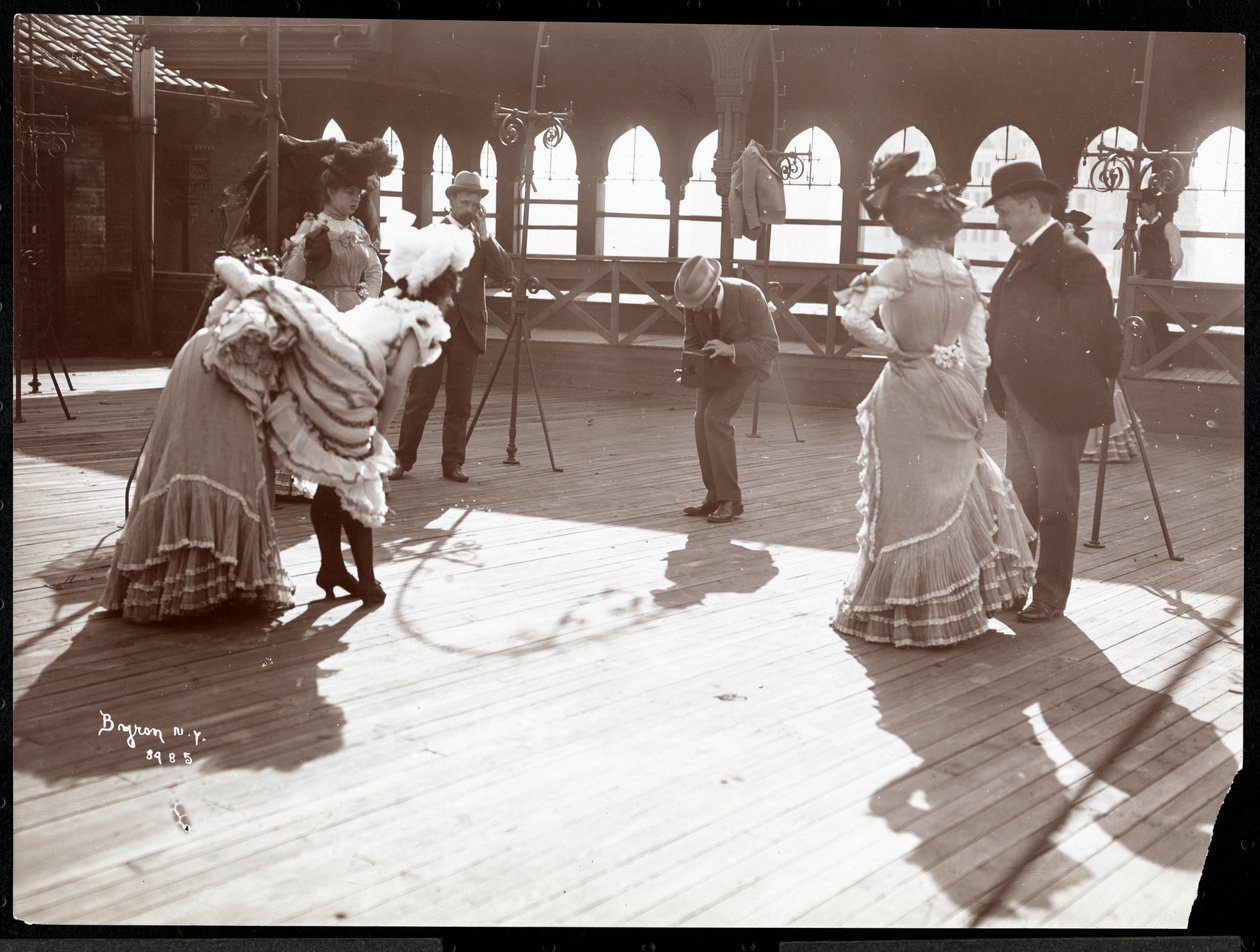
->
xmin=1083 ymin=142 xmax=1196 ymax=197
xmin=16 ymin=108 xmax=76 ymax=159
xmin=493 ymin=96 xmax=573 ymax=150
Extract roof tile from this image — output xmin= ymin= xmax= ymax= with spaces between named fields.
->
xmin=15 ymin=14 xmax=234 ymax=96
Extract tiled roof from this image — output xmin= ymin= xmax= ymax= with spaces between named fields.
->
xmin=14 ymin=14 xmax=234 ymax=95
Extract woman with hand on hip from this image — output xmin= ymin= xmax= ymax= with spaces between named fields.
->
xmin=831 ymin=153 xmax=1035 ymax=647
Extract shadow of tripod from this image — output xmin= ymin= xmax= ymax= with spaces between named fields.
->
xmin=1083 ymin=315 xmax=1182 ymax=561
xmin=13 ymin=248 xmax=75 ymax=422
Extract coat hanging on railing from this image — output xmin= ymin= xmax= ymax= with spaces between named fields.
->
xmin=729 ymin=139 xmax=786 ymax=240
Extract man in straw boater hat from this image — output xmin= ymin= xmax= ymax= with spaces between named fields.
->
xmin=674 ymin=255 xmax=779 ymax=523
xmin=985 ymin=160 xmax=1123 ymax=622
xmin=392 ymin=170 xmax=513 ymax=482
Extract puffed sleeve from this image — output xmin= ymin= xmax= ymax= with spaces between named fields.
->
xmin=281 ymin=214 xmax=318 ymax=285
xmin=835 ymin=259 xmax=907 ymax=354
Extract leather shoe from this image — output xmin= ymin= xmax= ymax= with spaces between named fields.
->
xmin=1017 ymin=600 xmax=1063 ymax=623
xmin=443 ymin=465 xmax=470 ymax=483
xmin=387 ymin=465 xmax=410 ymax=480
xmin=683 ymin=499 xmax=720 ymax=517
xmin=706 ymin=501 xmax=744 ymax=523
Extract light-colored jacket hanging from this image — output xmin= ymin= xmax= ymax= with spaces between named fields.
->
xmin=729 ymin=139 xmax=787 ymax=240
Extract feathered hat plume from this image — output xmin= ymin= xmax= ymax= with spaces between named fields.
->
xmin=385 ymin=223 xmax=475 ymax=296
xmin=323 ymin=137 xmax=400 ymax=190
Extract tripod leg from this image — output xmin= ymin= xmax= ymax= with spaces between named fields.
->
xmin=504 ymin=318 xmax=523 ymax=465
xmin=44 ymin=356 xmax=74 ymax=420
xmin=1118 ymin=378 xmax=1182 ymax=561
xmin=465 ymin=315 xmax=516 ymax=445
xmin=47 ymin=325 xmax=74 ymax=390
xmin=1084 ymin=421 xmax=1112 ymax=548
xmin=776 ymin=360 xmax=803 ymax=443
xmin=14 ymin=324 xmax=24 ymax=423
xmin=748 ymin=380 xmax=762 ymax=437
xmin=519 ymin=322 xmax=562 ymax=472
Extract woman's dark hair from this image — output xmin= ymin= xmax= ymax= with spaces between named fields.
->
xmin=884 ymin=176 xmax=964 ymax=246
xmin=395 ymin=266 xmax=461 ymax=303
xmin=318 ymin=166 xmax=358 ymax=206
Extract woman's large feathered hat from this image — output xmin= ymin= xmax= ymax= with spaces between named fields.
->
xmin=323 ymin=137 xmax=399 ymax=191
xmin=862 ymin=152 xmax=973 ymax=220
xmin=385 ymin=223 xmax=475 ymax=296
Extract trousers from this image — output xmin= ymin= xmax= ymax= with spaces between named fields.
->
xmin=694 ymin=368 xmax=756 ymax=505
xmin=395 ymin=320 xmax=479 ymax=471
xmin=1001 ymin=381 xmax=1089 ymax=610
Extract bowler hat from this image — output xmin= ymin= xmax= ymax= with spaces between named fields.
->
xmin=446 ymin=170 xmax=490 ymax=199
xmin=984 ymin=160 xmax=1060 ymax=207
xmin=674 ymin=255 xmax=722 ymax=309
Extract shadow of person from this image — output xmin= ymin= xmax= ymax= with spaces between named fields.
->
xmin=13 ymin=598 xmax=360 ymax=783
xmin=845 ymin=610 xmax=1234 ymax=922
xmin=651 ymin=531 xmax=779 ymax=610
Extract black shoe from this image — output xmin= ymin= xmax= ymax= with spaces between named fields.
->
xmin=706 ymin=501 xmax=744 ymax=523
xmin=443 ymin=465 xmax=470 ymax=483
xmin=1017 ymin=600 xmax=1064 ymax=623
xmin=387 ymin=465 xmax=411 ymax=480
xmin=683 ymin=499 xmax=719 ymax=517
xmin=315 ymin=567 xmax=359 ymax=600
xmin=359 ymin=580 xmax=386 ymax=605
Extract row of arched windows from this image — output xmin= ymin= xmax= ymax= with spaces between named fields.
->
xmin=323 ymin=119 xmax=1244 ymax=289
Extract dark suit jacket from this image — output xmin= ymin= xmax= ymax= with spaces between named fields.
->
xmin=987 ymin=221 xmax=1123 ymax=432
xmin=432 ymin=215 xmax=515 ymax=354
xmin=683 ymin=277 xmax=780 ymax=383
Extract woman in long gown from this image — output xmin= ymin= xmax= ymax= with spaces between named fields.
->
xmin=99 ymin=257 xmax=298 ymax=623
xmin=272 ymin=139 xmax=396 ymax=498
xmin=101 ymin=225 xmax=468 ymax=620
xmin=831 ymin=153 xmax=1036 ymax=647
xmin=222 ymin=223 xmax=471 ymax=604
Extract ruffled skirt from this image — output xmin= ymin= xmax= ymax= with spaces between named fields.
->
xmin=100 ymin=331 xmax=295 ymax=623
xmin=833 ymin=364 xmax=1036 ymax=647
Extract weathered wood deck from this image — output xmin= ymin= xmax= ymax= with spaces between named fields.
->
xmin=10 ymin=358 xmax=1243 ymax=928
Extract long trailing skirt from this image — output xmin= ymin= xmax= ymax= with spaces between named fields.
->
xmin=833 ymin=361 xmax=1037 ymax=647
xmin=100 ymin=330 xmax=296 ymax=623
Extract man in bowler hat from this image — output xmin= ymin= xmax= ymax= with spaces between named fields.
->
xmin=986 ymin=161 xmax=1123 ymax=622
xmin=392 ymin=170 xmax=514 ymax=482
xmin=675 ymin=255 xmax=779 ymax=523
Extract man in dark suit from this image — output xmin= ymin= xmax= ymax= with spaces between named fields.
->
xmin=675 ymin=255 xmax=780 ymax=524
xmin=392 ymin=170 xmax=514 ymax=482
xmin=986 ymin=161 xmax=1123 ymax=622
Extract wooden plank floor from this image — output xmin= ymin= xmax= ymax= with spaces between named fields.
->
xmin=10 ymin=360 xmax=1243 ymax=928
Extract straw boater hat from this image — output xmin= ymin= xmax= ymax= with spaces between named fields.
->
xmin=674 ymin=255 xmax=722 ymax=309
xmin=322 ymin=138 xmax=398 ymax=191
xmin=984 ymin=160 xmax=1060 ymax=207
xmin=445 ymin=170 xmax=490 ymax=199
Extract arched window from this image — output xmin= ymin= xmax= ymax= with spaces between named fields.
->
xmin=678 ymin=130 xmax=721 ymax=259
xmin=1178 ymin=126 xmax=1244 ymax=282
xmin=520 ymin=130 xmax=578 ymax=256
xmin=955 ymin=125 xmax=1043 ymax=290
xmin=321 ymin=118 xmax=345 ymax=141
xmin=602 ymin=126 xmax=669 ymax=257
xmin=750 ymin=126 xmax=842 ymax=264
xmin=478 ymin=140 xmax=499 ymax=226
xmin=377 ymin=127 xmax=405 ymax=252
xmin=1064 ymin=126 xmax=1142 ymax=290
xmin=431 ymin=135 xmax=454 ymax=223
xmin=858 ymin=127 xmax=939 ymax=263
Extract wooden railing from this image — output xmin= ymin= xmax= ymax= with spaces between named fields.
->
xmin=1121 ymin=278 xmax=1244 ymax=382
xmin=495 ymin=256 xmax=872 ymax=358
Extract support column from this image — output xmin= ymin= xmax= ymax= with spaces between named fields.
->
xmin=665 ymin=181 xmax=684 ymax=261
xmin=129 ymin=24 xmax=156 ymax=352
xmin=698 ymin=25 xmax=765 ymax=271
xmin=839 ymin=165 xmax=864 ymax=265
xmin=405 ymin=160 xmax=434 ymax=226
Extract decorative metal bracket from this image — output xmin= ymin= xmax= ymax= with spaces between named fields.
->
xmin=1082 ymin=141 xmax=1198 ymax=196
xmin=492 ymin=95 xmax=573 ymax=150
xmin=15 ymin=107 xmax=75 ymax=158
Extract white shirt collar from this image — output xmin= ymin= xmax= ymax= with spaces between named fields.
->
xmin=1022 ymin=217 xmax=1057 ymax=248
